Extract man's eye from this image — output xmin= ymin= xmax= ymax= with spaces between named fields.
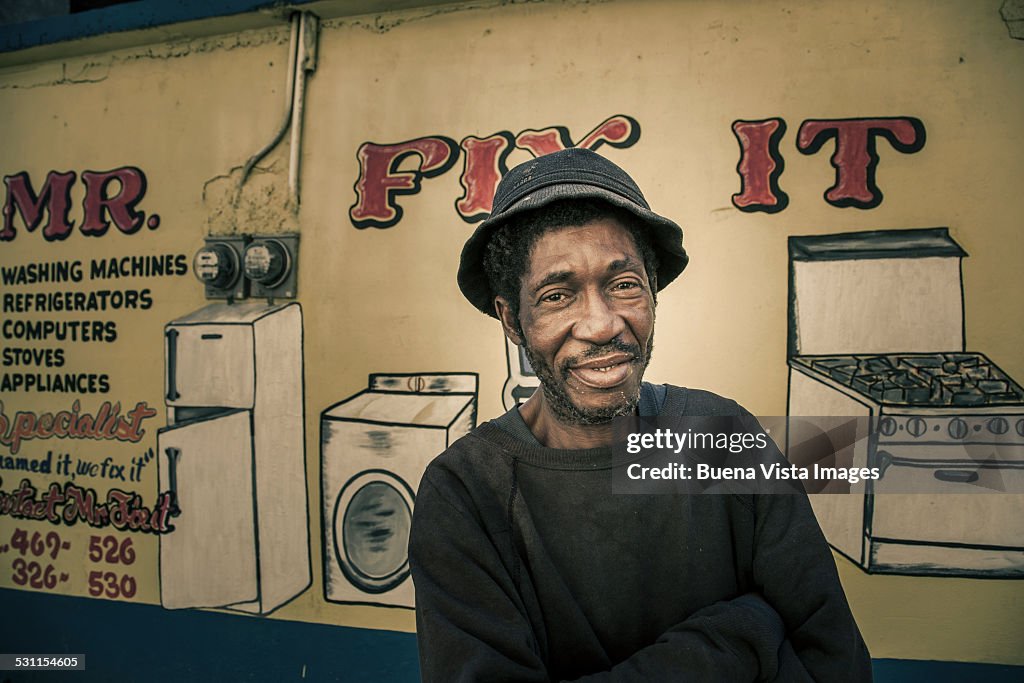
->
xmin=541 ymin=292 xmax=565 ymax=303
xmin=612 ymin=280 xmax=643 ymax=292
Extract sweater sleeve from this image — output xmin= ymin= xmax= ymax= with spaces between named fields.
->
xmin=702 ymin=401 xmax=872 ymax=682
xmin=752 ymin=487 xmax=874 ymax=682
xmin=567 ymin=593 xmax=785 ymax=682
xmin=410 ymin=473 xmax=549 ymax=683
xmin=411 ymin=469 xmax=787 ymax=682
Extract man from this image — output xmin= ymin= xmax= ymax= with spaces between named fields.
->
xmin=409 ymin=148 xmax=872 ymax=681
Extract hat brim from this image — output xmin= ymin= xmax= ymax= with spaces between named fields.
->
xmin=458 ymin=182 xmax=689 ymax=317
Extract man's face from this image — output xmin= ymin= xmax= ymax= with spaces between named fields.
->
xmin=506 ymin=218 xmax=655 ymax=424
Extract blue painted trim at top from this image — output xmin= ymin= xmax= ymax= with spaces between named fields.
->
xmin=0 ymin=0 xmax=320 ymax=54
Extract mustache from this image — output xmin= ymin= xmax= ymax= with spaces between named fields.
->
xmin=559 ymin=338 xmax=644 ymax=378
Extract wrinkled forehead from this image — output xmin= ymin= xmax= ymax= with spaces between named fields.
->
xmin=523 ymin=220 xmax=645 ymax=285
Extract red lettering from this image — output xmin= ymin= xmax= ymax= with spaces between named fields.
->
xmin=1 ymin=171 xmax=76 ymax=241
xmin=455 ymin=115 xmax=642 ymax=221
xmin=351 ymin=117 xmax=641 ymax=227
xmin=42 ymin=484 xmax=64 ymax=524
xmin=121 ymin=402 xmax=157 ymax=442
xmin=107 ymin=489 xmax=132 ymax=530
xmin=515 ymin=115 xmax=640 ymax=158
xmin=130 ymin=506 xmax=151 ymax=532
xmin=0 ymin=400 xmax=156 ymax=453
xmin=152 ymin=492 xmax=178 ymax=533
xmin=455 ymin=133 xmax=514 ymax=222
xmin=12 ymin=479 xmax=37 ymax=516
xmin=37 ymin=412 xmax=55 ymax=436
xmin=575 ymin=115 xmax=641 ymax=151
xmin=100 ymin=401 xmax=120 ymax=439
xmin=514 ymin=127 xmax=572 ymax=157
xmin=349 ymin=137 xmax=458 ymax=228
xmin=80 ymin=167 xmax=148 ymax=236
xmin=54 ymin=412 xmax=70 ymax=437
xmin=63 ymin=484 xmax=100 ymax=526
xmin=796 ymin=117 xmax=925 ymax=208
xmin=8 ymin=412 xmax=36 ymax=454
xmin=75 ymin=414 xmax=94 ymax=438
xmin=731 ymin=118 xmax=789 ymax=213
xmin=92 ymin=401 xmax=111 ymax=438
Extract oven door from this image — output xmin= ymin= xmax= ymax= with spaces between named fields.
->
xmin=870 ymin=444 xmax=1024 ymax=548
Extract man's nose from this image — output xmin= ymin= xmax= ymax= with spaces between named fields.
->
xmin=572 ymin=290 xmax=626 ymax=344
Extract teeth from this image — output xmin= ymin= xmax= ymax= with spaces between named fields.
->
xmin=577 ymin=363 xmax=623 ymax=373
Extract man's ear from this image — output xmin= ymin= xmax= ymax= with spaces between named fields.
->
xmin=494 ymin=296 xmax=523 ymax=345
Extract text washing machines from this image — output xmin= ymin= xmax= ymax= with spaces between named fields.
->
xmin=321 ymin=373 xmax=477 ymax=608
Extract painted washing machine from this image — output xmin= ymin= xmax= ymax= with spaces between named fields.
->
xmin=320 ymin=372 xmax=477 ymax=608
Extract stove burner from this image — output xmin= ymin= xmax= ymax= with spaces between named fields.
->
xmin=794 ymin=352 xmax=1024 ymax=406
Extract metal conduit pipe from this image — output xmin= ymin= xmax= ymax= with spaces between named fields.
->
xmin=239 ymin=12 xmax=301 ymax=187
xmin=289 ymin=12 xmax=319 ymax=208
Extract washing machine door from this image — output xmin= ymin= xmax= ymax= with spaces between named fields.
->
xmin=333 ymin=469 xmax=415 ymax=594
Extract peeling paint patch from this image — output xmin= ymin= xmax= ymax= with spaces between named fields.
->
xmin=203 ymin=159 xmax=299 ymax=236
xmin=1002 ymin=0 xmax=1024 ymax=39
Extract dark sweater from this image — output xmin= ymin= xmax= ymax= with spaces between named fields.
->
xmin=409 ymin=385 xmax=872 ymax=682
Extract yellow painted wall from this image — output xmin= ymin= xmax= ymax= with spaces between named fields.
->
xmin=1 ymin=0 xmax=1022 ymax=666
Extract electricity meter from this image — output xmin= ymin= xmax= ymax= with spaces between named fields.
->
xmin=244 ymin=239 xmax=289 ymax=287
xmin=194 ymin=243 xmax=238 ymax=289
xmin=193 ymin=236 xmax=248 ymax=299
xmin=244 ymin=235 xmax=299 ymax=299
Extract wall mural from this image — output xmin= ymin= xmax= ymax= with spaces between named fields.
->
xmin=349 ymin=114 xmax=640 ymax=229
xmin=0 ymin=166 xmax=319 ymax=613
xmin=502 ymin=337 xmax=539 ymax=411
xmin=346 ymin=113 xmax=928 ymax=231
xmin=0 ymin=108 xmax=1018 ymax=661
xmin=2 ymin=167 xmax=157 ymax=241
xmin=0 ymin=165 xmax=176 ymax=602
xmin=4 ymin=0 xmax=1024 ymax=676
xmin=158 ymin=301 xmax=310 ymax=614
xmin=785 ymin=228 xmax=1024 ymax=578
xmin=730 ymin=117 xmax=926 ymax=212
xmin=320 ymin=373 xmax=478 ymax=608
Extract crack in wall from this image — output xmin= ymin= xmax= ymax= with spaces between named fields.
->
xmin=122 ymin=26 xmax=291 ymax=62
xmin=324 ymin=0 xmax=610 ymax=34
xmin=0 ymin=60 xmax=111 ymax=89
xmin=0 ymin=0 xmax=612 ymax=88
xmin=0 ymin=23 xmax=291 ymax=89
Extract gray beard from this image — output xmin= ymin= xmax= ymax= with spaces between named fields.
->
xmin=521 ymin=333 xmax=654 ymax=426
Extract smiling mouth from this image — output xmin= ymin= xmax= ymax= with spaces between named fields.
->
xmin=567 ymin=354 xmax=637 ymax=389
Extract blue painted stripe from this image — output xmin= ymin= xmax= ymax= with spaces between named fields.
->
xmin=1 ymin=588 xmax=1022 ymax=681
xmin=0 ymin=0 xmax=320 ymax=54
xmin=873 ymin=658 xmax=1024 ymax=682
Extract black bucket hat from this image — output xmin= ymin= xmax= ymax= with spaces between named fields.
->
xmin=457 ymin=147 xmax=689 ymax=317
